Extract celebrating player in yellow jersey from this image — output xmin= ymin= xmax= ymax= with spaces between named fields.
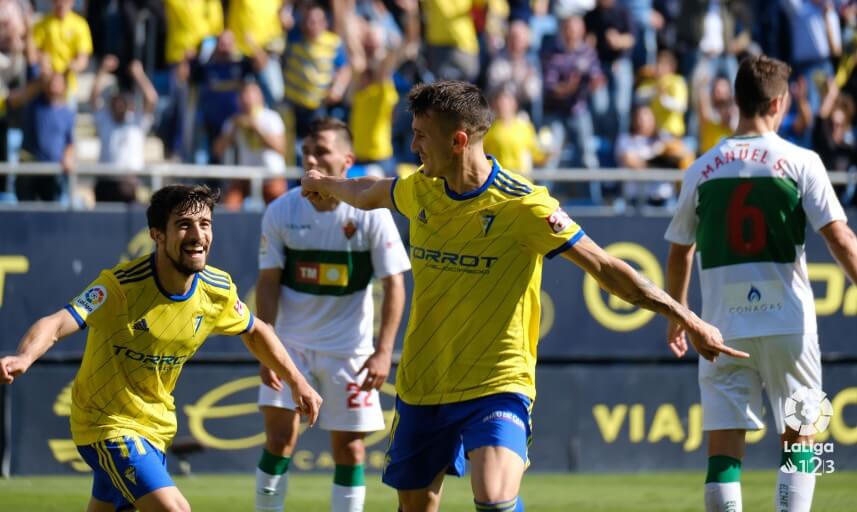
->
xmin=301 ymin=80 xmax=747 ymax=512
xmin=1 ymin=185 xmax=322 ymax=512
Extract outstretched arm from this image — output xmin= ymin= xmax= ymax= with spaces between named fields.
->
xmin=561 ymin=236 xmax=747 ymax=361
xmin=301 ymin=169 xmax=395 ymax=210
xmin=820 ymin=220 xmax=857 ymax=285
xmin=241 ymin=319 xmax=322 ymax=425
xmin=1 ymin=309 xmax=80 ymax=383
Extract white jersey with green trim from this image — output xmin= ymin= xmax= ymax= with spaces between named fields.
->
xmin=665 ymin=132 xmax=847 ymax=340
xmin=259 ymin=187 xmax=411 ymax=355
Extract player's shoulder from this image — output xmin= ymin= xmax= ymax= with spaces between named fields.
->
xmin=110 ymin=255 xmax=154 ymax=288
xmin=491 ymin=167 xmax=540 ymax=201
xmin=198 ymin=264 xmax=235 ymax=296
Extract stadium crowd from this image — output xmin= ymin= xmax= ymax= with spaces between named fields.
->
xmin=1 ymin=0 xmax=857 ymax=208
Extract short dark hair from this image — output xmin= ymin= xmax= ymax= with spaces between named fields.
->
xmin=734 ymin=55 xmax=792 ymax=118
xmin=407 ymin=80 xmax=494 ymax=138
xmin=147 ymin=185 xmax=220 ymax=231
xmin=307 ymin=117 xmax=353 ymax=149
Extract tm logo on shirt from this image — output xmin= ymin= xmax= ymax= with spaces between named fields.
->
xmin=296 ymin=262 xmax=349 ymax=287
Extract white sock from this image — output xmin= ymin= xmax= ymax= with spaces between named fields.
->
xmin=256 ymin=468 xmax=288 ymax=512
xmin=704 ymin=482 xmax=742 ymax=512
xmin=775 ymin=470 xmax=816 ymax=512
xmin=331 ymin=483 xmax=366 ymax=512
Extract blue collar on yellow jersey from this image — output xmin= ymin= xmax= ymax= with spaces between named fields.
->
xmin=442 ymin=155 xmax=501 ymax=201
xmin=150 ymin=252 xmax=199 ymax=302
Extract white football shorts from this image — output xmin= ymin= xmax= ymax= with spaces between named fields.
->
xmin=699 ymin=333 xmax=822 ymax=434
xmin=258 ymin=345 xmax=385 ymax=432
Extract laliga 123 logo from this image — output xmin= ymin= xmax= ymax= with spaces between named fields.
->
xmin=784 ymin=388 xmax=833 ymax=436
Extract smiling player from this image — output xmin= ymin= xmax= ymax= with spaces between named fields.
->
xmin=1 ymin=185 xmax=322 ymax=512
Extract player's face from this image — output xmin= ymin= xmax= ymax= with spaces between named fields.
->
xmin=160 ymin=206 xmax=213 ymax=275
xmin=302 ymin=130 xmax=353 ymax=178
xmin=411 ymin=113 xmax=456 ymax=179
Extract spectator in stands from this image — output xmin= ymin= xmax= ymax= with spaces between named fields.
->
xmin=636 ymin=48 xmax=688 ymax=137
xmin=161 ymin=0 xmax=223 ymax=159
xmin=191 ymin=30 xmax=257 ymax=163
xmin=697 ymin=74 xmax=737 ymax=154
xmin=0 ymin=0 xmax=30 ymax=171
xmin=585 ymin=0 xmax=635 ymax=139
xmin=541 ymin=13 xmax=601 ymax=170
xmin=784 ymin=75 xmax=815 ymax=147
xmin=616 ymin=103 xmax=692 ymax=206
xmin=213 ymin=81 xmax=286 ymax=209
xmin=780 ymin=0 xmax=842 ymax=111
xmin=32 ymin=0 xmax=92 ymax=98
xmin=283 ymin=3 xmax=351 ymax=140
xmin=90 ymin=55 xmax=158 ymax=203
xmin=485 ymin=19 xmax=543 ymax=124
xmin=483 ymin=86 xmax=547 ymax=176
xmin=226 ymin=0 xmax=289 ymax=105
xmin=812 ymin=79 xmax=857 ymax=204
xmin=348 ymin=0 xmax=420 ymax=177
xmin=7 ymin=70 xmax=74 ymax=201
xmin=625 ymin=0 xmax=663 ymax=70
xmin=422 ymin=0 xmax=480 ymax=82
xmin=163 ymin=0 xmax=222 ymax=66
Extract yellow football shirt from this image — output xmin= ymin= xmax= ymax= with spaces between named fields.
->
xmin=423 ymin=0 xmax=479 ymax=55
xmin=227 ymin=0 xmax=283 ymax=56
xmin=283 ymin=31 xmax=345 ymax=110
xmin=33 ymin=12 xmax=92 ymax=93
xmin=391 ymin=157 xmax=584 ymax=405
xmin=164 ymin=0 xmax=223 ymax=64
xmin=483 ymin=117 xmax=544 ymax=176
xmin=350 ymin=80 xmax=398 ymax=162
xmin=65 ymin=255 xmax=253 ymax=451
xmin=649 ymin=74 xmax=688 ymax=137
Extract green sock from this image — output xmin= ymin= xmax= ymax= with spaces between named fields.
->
xmin=705 ymin=455 xmax=742 ymax=483
xmin=258 ymin=449 xmax=291 ymax=475
xmin=333 ymin=464 xmax=365 ymax=486
xmin=781 ymin=444 xmax=814 ymax=473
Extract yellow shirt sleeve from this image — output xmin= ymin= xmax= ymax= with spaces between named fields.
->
xmin=391 ymin=171 xmax=420 ymax=219
xmin=66 ymin=271 xmax=123 ymax=330
xmin=519 ymin=188 xmax=584 ymax=258
xmin=213 ymin=283 xmax=254 ymax=336
xmin=73 ymin=16 xmax=93 ymax=56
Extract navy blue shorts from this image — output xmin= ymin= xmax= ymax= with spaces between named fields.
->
xmin=77 ymin=436 xmax=174 ymax=510
xmin=382 ymin=393 xmax=532 ymax=490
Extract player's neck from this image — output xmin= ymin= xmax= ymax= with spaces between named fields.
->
xmin=154 ymin=252 xmax=196 ymax=296
xmin=444 ymin=149 xmax=493 ymax=195
xmin=734 ymin=115 xmax=777 ymax=138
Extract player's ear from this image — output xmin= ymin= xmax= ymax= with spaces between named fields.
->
xmin=149 ymin=227 xmax=164 ymax=244
xmin=452 ymin=130 xmax=469 ymax=154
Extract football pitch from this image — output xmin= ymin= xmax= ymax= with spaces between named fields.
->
xmin=2 ymin=471 xmax=856 ymax=511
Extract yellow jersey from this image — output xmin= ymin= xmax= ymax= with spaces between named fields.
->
xmin=391 ymin=157 xmax=584 ymax=405
xmin=65 ymin=255 xmax=253 ymax=451
xmin=284 ymin=31 xmax=346 ymax=110
xmin=649 ymin=74 xmax=688 ymax=137
xmin=350 ymin=80 xmax=398 ymax=161
xmin=33 ymin=12 xmax=92 ymax=93
xmin=163 ymin=0 xmax=223 ymax=64
xmin=227 ymin=0 xmax=283 ymax=56
xmin=482 ymin=117 xmax=544 ymax=176
xmin=423 ymin=0 xmax=479 ymax=55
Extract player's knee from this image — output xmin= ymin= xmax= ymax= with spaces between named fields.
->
xmin=332 ymin=436 xmax=365 ymax=465
xmin=265 ymin=429 xmax=297 ymax=454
